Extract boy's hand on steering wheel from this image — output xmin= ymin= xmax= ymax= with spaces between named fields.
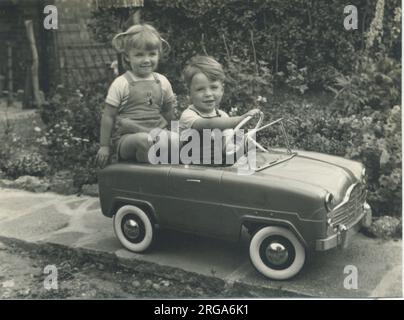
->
xmin=244 ymin=108 xmax=262 ymax=118
xmin=96 ymin=146 xmax=111 ymax=168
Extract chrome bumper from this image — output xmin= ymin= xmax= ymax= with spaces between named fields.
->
xmin=315 ymin=202 xmax=372 ymax=251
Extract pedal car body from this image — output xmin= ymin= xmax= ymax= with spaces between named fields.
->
xmin=98 ymin=118 xmax=372 ymax=280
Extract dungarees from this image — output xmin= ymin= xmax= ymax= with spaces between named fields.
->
xmin=113 ymin=72 xmax=168 ymax=160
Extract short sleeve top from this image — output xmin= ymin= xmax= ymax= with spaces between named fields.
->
xmin=179 ymin=105 xmax=229 ymax=132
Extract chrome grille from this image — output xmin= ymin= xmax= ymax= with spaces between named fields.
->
xmin=330 ymin=183 xmax=366 ymax=227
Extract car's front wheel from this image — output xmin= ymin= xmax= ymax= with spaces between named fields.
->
xmin=249 ymin=226 xmax=305 ymax=280
xmin=113 ymin=205 xmax=154 ymax=252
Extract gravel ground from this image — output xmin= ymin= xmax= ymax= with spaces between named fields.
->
xmin=0 ymin=240 xmax=299 ymax=299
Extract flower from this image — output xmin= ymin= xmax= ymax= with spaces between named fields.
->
xmin=366 ymin=0 xmax=385 ymax=49
xmin=75 ymin=89 xmax=84 ymax=98
xmin=229 ymin=107 xmax=239 ymax=116
xmin=34 ymin=127 xmax=41 ymax=132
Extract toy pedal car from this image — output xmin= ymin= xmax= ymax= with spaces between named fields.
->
xmin=98 ymin=115 xmax=372 ymax=280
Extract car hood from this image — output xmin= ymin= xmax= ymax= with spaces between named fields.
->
xmin=249 ymin=150 xmax=363 ymax=202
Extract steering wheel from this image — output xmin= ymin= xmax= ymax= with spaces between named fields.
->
xmin=224 ymin=111 xmax=265 ymax=155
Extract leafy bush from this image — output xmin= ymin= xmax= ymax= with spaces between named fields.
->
xmin=343 ymin=106 xmax=402 ymax=217
xmin=0 ymin=117 xmax=49 ymax=179
xmin=329 ymin=55 xmax=401 ymax=114
xmin=222 ymin=57 xmax=273 ymax=114
xmin=36 ymin=83 xmax=107 ymax=187
xmin=0 ymin=129 xmax=15 ymax=172
xmin=276 ymin=62 xmax=309 ymax=95
xmin=89 ymin=0 xmax=401 ymax=92
xmin=0 ymin=153 xmax=50 ymax=179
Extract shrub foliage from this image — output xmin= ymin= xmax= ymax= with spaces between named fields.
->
xmin=35 ymin=83 xmax=107 ymax=187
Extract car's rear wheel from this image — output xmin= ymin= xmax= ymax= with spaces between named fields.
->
xmin=113 ymin=205 xmax=154 ymax=252
xmin=249 ymin=226 xmax=305 ymax=280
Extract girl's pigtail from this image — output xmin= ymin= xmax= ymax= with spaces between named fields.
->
xmin=112 ymin=33 xmax=126 ymax=53
xmin=160 ymin=37 xmax=171 ymax=57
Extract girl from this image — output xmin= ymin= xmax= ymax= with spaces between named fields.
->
xmin=96 ymin=24 xmax=177 ymax=168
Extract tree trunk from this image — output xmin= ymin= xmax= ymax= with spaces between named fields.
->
xmin=25 ymin=20 xmax=42 ymax=108
xmin=7 ymin=42 xmax=13 ymax=106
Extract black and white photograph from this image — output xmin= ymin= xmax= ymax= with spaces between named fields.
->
xmin=0 ymin=0 xmax=402 ymax=303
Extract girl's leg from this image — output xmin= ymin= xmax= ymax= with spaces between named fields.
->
xmin=118 ymin=132 xmax=152 ymax=163
xmin=119 ymin=130 xmax=180 ymax=164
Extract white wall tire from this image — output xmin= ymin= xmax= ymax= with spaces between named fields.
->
xmin=113 ymin=205 xmax=154 ymax=252
xmin=249 ymin=226 xmax=305 ymax=280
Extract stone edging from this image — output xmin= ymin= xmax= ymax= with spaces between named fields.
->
xmin=0 ymin=175 xmax=99 ymax=197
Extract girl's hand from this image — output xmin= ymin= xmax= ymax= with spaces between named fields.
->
xmin=244 ymin=108 xmax=262 ymax=118
xmin=96 ymin=146 xmax=111 ymax=168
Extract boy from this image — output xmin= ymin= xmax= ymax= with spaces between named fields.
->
xmin=179 ymin=55 xmax=261 ymax=163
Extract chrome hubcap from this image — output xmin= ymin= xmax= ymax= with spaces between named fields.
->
xmin=123 ymin=219 xmax=140 ymax=239
xmin=265 ymin=242 xmax=289 ymax=266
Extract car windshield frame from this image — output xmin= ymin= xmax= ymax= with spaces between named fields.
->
xmin=234 ymin=117 xmax=298 ymax=172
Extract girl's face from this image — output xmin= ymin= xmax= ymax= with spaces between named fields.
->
xmin=126 ymin=47 xmax=159 ymax=78
xmin=189 ymin=73 xmax=224 ymax=114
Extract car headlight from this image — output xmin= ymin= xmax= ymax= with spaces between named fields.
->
xmin=325 ymin=192 xmax=334 ymax=212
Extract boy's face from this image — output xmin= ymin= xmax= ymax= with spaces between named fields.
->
xmin=189 ymin=73 xmax=224 ymax=114
xmin=126 ymin=48 xmax=159 ymax=78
